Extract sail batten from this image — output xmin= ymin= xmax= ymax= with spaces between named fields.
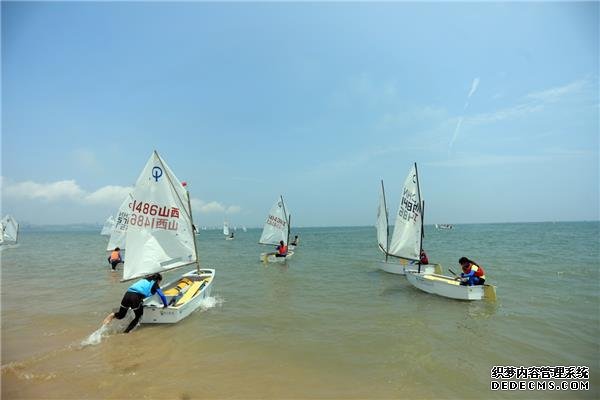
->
xmin=122 ymin=151 xmax=197 ymax=281
xmin=388 ymin=163 xmax=422 ymax=261
xmin=259 ymin=196 xmax=290 ymax=245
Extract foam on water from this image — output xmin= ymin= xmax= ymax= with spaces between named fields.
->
xmin=80 ymin=324 xmax=110 ymax=347
xmin=198 ymin=295 xmax=224 ymax=311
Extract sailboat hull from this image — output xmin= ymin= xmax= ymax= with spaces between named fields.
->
xmin=141 ymin=269 xmax=215 ymax=324
xmin=260 ymin=251 xmax=295 ymax=263
xmin=405 ymin=271 xmax=495 ymax=301
xmin=378 ymin=260 xmax=439 ymax=275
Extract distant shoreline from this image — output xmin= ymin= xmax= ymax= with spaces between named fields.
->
xmin=18 ymin=220 xmax=600 ymax=232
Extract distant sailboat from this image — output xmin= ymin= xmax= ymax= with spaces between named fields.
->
xmin=259 ymin=196 xmax=294 ymax=263
xmin=376 ymin=174 xmax=438 ymax=275
xmin=0 ymin=215 xmax=19 ymax=246
xmin=223 ymin=221 xmax=234 ymax=240
xmin=120 ymin=151 xmax=216 ymax=324
xmin=435 ymin=224 xmax=454 ymax=230
xmin=402 ymin=163 xmax=496 ymax=301
xmin=100 ymin=216 xmax=115 ymax=236
xmin=106 ymin=194 xmax=133 ymax=252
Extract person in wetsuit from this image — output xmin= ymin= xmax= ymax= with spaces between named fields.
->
xmin=102 ymin=273 xmax=168 ymax=333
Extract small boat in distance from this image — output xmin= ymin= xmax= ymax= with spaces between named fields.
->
xmin=259 ymin=196 xmax=294 ymax=263
xmin=0 ymin=215 xmax=19 ymax=246
xmin=100 ymin=215 xmax=115 ymax=236
xmin=435 ymin=224 xmax=454 ymax=230
xmin=224 ymin=221 xmax=235 ymax=240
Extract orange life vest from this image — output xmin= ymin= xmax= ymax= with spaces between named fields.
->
xmin=110 ymin=251 xmax=121 ymax=261
xmin=471 ymin=263 xmax=485 ymax=279
xmin=278 ymin=245 xmax=288 ymax=255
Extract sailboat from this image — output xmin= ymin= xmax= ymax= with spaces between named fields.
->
xmin=0 ymin=215 xmax=19 ymax=246
xmin=121 ymin=151 xmax=215 ymax=324
xmin=106 ymin=194 xmax=133 ymax=253
xmin=259 ymin=195 xmax=294 ymax=263
xmin=435 ymin=224 xmax=454 ymax=230
xmin=100 ymin=216 xmax=115 ymax=236
xmin=223 ymin=221 xmax=234 ymax=240
xmin=376 ymin=177 xmax=439 ymax=275
xmin=401 ymin=163 xmax=496 ymax=301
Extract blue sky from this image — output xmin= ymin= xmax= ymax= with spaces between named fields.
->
xmin=1 ymin=2 xmax=598 ymax=226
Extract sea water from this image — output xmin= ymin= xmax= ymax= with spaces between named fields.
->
xmin=1 ymin=222 xmax=598 ymax=399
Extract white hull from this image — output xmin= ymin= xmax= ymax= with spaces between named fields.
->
xmin=225 ymin=237 xmax=235 ymax=241
xmin=260 ymin=251 xmax=295 ymax=263
xmin=405 ymin=271 xmax=496 ymax=301
xmin=142 ymin=269 xmax=215 ymax=324
xmin=378 ymin=259 xmax=439 ymax=275
xmin=288 ymin=245 xmax=296 ymax=250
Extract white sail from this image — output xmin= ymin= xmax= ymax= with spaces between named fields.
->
xmin=106 ymin=194 xmax=133 ymax=251
xmin=388 ymin=164 xmax=422 ymax=261
xmin=100 ymin=215 xmax=115 ymax=236
xmin=1 ymin=215 xmax=19 ymax=244
xmin=223 ymin=221 xmax=230 ymax=236
xmin=259 ymin=196 xmax=290 ymax=245
xmin=376 ymin=180 xmax=389 ymax=253
xmin=123 ymin=151 xmax=197 ymax=281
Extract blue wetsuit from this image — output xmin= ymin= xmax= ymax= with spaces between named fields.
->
xmin=113 ymin=278 xmax=168 ymax=333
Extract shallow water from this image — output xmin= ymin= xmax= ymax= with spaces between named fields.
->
xmin=1 ymin=222 xmax=598 ymax=399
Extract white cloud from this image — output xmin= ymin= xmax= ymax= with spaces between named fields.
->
xmin=190 ymin=198 xmax=241 ymax=214
xmin=526 ymin=79 xmax=587 ymax=103
xmin=465 ymin=78 xmax=590 ymax=127
xmin=226 ymin=205 xmax=242 ymax=214
xmin=1 ymin=178 xmax=126 ymax=207
xmin=3 ymin=179 xmax=85 ymax=201
xmin=84 ymin=185 xmax=132 ymax=205
xmin=467 ymin=77 xmax=480 ymax=98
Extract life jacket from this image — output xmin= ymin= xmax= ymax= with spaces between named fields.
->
xmin=128 ymin=279 xmax=156 ymax=297
xmin=110 ymin=251 xmax=121 ymax=261
xmin=471 ymin=263 xmax=486 ymax=279
xmin=278 ymin=244 xmax=288 ymax=255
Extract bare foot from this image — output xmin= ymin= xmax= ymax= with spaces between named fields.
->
xmin=103 ymin=313 xmax=115 ymax=325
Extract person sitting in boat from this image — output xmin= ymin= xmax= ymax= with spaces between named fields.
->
xmin=275 ymin=240 xmax=288 ymax=257
xmin=102 ymin=273 xmax=168 ymax=333
xmin=456 ymin=257 xmax=486 ymax=286
xmin=420 ymin=249 xmax=429 ymax=265
xmin=107 ymin=247 xmax=123 ymax=271
xmin=290 ymin=235 xmax=299 ymax=246
xmin=229 ymin=231 xmax=234 ymax=239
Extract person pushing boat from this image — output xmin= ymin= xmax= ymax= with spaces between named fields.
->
xmin=102 ymin=273 xmax=168 ymax=333
xmin=455 ymin=257 xmax=486 ymax=286
xmin=107 ymin=247 xmax=123 ymax=271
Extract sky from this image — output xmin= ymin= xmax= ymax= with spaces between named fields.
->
xmin=1 ymin=1 xmax=598 ymax=227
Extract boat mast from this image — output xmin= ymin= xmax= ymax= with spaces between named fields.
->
xmin=414 ymin=162 xmax=423 ymax=273
xmin=186 ymin=190 xmax=201 ymax=274
xmin=381 ymin=179 xmax=389 ymax=262
xmin=280 ymin=195 xmax=290 ymax=245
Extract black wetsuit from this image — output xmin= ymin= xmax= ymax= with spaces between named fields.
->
xmin=113 ymin=280 xmax=163 ymax=333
